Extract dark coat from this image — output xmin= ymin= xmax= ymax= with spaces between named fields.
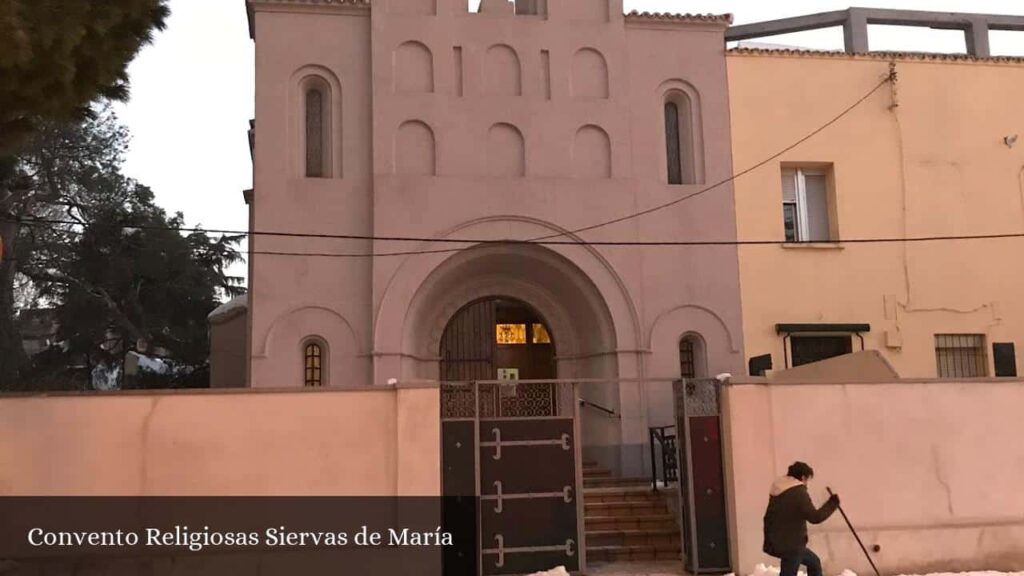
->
xmin=762 ymin=476 xmax=838 ymax=557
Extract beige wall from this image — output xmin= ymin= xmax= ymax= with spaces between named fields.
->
xmin=0 ymin=386 xmax=440 ymax=496
xmin=728 ymin=52 xmax=1024 ymax=377
xmin=722 ymin=379 xmax=1024 ymax=575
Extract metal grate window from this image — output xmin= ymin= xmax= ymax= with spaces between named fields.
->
xmin=935 ymin=334 xmax=987 ymax=378
xmin=679 ymin=338 xmax=696 ymax=379
xmin=304 ymin=342 xmax=324 ymax=387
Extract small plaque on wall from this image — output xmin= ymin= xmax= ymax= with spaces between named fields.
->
xmin=497 ymin=368 xmax=519 ymax=397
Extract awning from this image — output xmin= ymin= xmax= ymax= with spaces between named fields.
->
xmin=775 ymin=323 xmax=870 ymax=334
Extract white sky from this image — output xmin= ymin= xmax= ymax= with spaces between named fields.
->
xmin=114 ymin=0 xmax=1024 ymax=286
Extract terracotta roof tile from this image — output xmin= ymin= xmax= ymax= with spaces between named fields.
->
xmin=728 ymin=46 xmax=1024 ymax=64
xmin=625 ymin=11 xmax=733 ymax=25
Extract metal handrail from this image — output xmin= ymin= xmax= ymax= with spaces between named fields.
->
xmin=578 ymin=399 xmax=619 ymax=418
xmin=649 ymin=425 xmax=678 ymax=491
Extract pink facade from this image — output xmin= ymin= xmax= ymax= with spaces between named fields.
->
xmin=246 ymin=0 xmax=744 ymax=465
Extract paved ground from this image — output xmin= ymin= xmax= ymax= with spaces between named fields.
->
xmin=586 ymin=561 xmax=688 ymax=575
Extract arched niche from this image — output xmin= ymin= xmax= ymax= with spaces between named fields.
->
xmin=487 ymin=123 xmax=525 ymax=178
xmin=394 ymin=41 xmax=434 ymax=93
xmin=483 ymin=44 xmax=522 ymax=96
xmin=395 ymin=120 xmax=437 ymax=176
xmin=573 ymin=124 xmax=611 ymax=178
xmin=571 ymin=48 xmax=609 ymax=99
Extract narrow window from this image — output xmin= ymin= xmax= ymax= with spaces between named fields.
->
xmin=782 ymin=167 xmax=832 ymax=242
xmin=304 ymin=341 xmax=324 ymax=386
xmin=935 ymin=334 xmax=988 ymax=378
xmin=679 ymin=334 xmax=706 ymax=379
xmin=664 ymin=93 xmax=696 ymax=184
xmin=665 ymin=102 xmax=682 ymax=185
xmin=679 ymin=338 xmax=696 ymax=379
xmin=305 ymin=88 xmax=325 ymax=178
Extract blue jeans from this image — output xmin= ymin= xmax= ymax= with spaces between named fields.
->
xmin=780 ymin=548 xmax=822 ymax=576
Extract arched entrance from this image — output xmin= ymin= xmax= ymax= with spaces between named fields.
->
xmin=440 ymin=297 xmax=558 ymax=419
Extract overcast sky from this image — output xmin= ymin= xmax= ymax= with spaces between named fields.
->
xmin=113 ymin=0 xmax=1024 ymax=288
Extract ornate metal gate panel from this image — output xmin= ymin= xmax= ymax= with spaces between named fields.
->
xmin=674 ymin=378 xmax=731 ymax=573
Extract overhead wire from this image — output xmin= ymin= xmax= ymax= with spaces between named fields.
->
xmin=18 ymin=70 xmax=1012 ymax=261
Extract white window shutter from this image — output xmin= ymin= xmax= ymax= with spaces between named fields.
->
xmin=803 ymin=173 xmax=830 ymax=241
xmin=781 ymin=168 xmax=798 ymax=203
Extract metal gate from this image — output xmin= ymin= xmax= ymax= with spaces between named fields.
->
xmin=674 ymin=378 xmax=731 ymax=573
xmin=442 ymin=381 xmax=584 ymax=576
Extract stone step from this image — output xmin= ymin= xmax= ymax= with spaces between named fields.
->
xmin=586 ymin=528 xmax=681 ymax=548
xmin=584 ymin=476 xmax=650 ymax=488
xmin=586 ymin=543 xmax=682 ymax=563
xmin=584 ymin=501 xmax=669 ymax=517
xmin=583 ymin=489 xmax=664 ymax=504
xmin=584 ymin=513 xmax=677 ymax=532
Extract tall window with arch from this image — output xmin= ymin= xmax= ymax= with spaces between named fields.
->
xmin=664 ymin=91 xmax=697 ymax=185
xmin=679 ymin=334 xmax=706 ymax=379
xmin=304 ymin=339 xmax=326 ymax=387
xmin=303 ymin=78 xmax=331 ymax=178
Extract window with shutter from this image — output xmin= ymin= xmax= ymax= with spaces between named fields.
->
xmin=781 ymin=166 xmax=833 ymax=242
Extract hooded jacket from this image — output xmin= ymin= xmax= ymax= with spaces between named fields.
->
xmin=762 ymin=476 xmax=838 ymax=557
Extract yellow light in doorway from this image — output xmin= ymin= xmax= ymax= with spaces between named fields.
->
xmin=532 ymin=323 xmax=551 ymax=344
xmin=496 ymin=323 xmax=527 ymax=344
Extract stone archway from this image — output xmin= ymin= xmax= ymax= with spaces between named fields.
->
xmin=439 ymin=296 xmax=559 ymax=419
xmin=401 ymin=243 xmax=619 ymax=385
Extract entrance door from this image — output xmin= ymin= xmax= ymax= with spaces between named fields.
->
xmin=440 ymin=298 xmax=581 ymax=575
xmin=440 ymin=298 xmax=557 ymax=419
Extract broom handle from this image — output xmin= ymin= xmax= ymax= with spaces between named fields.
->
xmin=827 ymin=487 xmax=882 ymax=576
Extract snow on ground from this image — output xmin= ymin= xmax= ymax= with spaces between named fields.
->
xmin=731 ymin=564 xmax=1024 ymax=576
xmin=528 ymin=567 xmax=569 ymax=576
xmin=131 ymin=351 xmax=171 ymax=375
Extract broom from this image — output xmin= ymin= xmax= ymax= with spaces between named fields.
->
xmin=827 ymin=487 xmax=882 ymax=576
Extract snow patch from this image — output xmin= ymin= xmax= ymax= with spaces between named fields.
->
xmin=726 ymin=566 xmax=1024 ymax=576
xmin=208 ymin=294 xmax=248 ymax=321
xmin=528 ymin=567 xmax=569 ymax=576
xmin=91 ymin=363 xmax=120 ymax=391
xmin=130 ymin=351 xmax=171 ymax=375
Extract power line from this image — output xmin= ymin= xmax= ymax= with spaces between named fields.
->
xmin=10 ymin=72 xmax=937 ymax=260
xmin=530 ymin=72 xmax=897 ymax=241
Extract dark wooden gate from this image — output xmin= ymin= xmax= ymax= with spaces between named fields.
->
xmin=480 ymin=416 xmax=580 ymax=574
xmin=442 ymin=384 xmax=583 ymax=576
xmin=675 ymin=378 xmax=731 ymax=573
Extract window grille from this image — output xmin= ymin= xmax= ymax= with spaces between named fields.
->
xmin=304 ymin=342 xmax=324 ymax=386
xmin=935 ymin=334 xmax=987 ymax=378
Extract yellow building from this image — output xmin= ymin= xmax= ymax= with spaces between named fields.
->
xmin=728 ymin=48 xmax=1024 ymax=378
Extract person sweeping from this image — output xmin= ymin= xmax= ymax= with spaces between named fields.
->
xmin=763 ymin=461 xmax=840 ymax=576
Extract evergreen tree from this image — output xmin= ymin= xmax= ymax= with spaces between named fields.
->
xmin=0 ymin=0 xmax=169 ymax=386
xmin=5 ymin=109 xmax=243 ymax=391
xmin=0 ymin=0 xmax=170 ymax=151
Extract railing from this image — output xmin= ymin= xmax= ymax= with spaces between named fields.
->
xmin=649 ymin=425 xmax=678 ymax=491
xmin=578 ymin=398 xmax=619 ymax=418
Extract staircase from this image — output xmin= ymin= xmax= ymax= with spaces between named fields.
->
xmin=582 ymin=461 xmax=683 ymax=563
